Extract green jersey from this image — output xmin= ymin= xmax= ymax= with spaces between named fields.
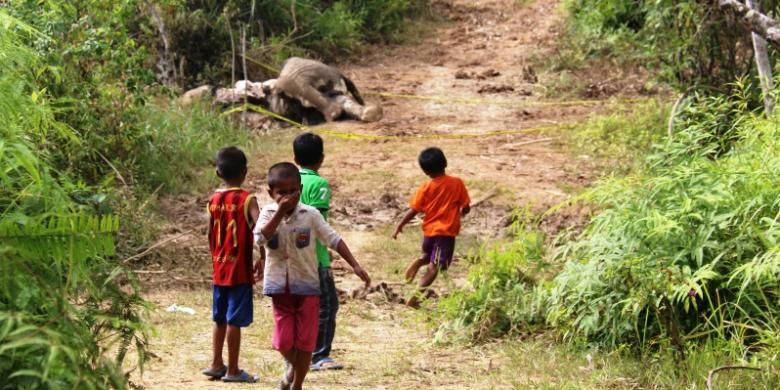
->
xmin=299 ymin=168 xmax=332 ymax=268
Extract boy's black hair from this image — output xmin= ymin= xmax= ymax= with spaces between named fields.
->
xmin=293 ymin=132 xmax=324 ymax=166
xmin=267 ymin=162 xmax=301 ymax=189
xmin=216 ymin=146 xmax=247 ymax=180
xmin=418 ymin=147 xmax=447 ymax=174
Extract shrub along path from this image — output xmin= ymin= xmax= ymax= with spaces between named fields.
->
xmin=133 ymin=0 xmax=650 ymax=388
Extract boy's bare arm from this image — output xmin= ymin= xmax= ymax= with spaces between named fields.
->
xmin=335 ymin=239 xmax=371 ymax=288
xmin=258 ymin=193 xmax=298 ymax=240
xmin=392 ymin=208 xmax=418 ymax=239
xmin=249 ymin=197 xmax=260 ymax=227
xmin=253 ymin=246 xmax=265 ymax=281
xmin=259 ymin=211 xmax=285 ymax=240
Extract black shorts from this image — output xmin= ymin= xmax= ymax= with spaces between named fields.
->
xmin=421 ymin=236 xmax=456 ymax=270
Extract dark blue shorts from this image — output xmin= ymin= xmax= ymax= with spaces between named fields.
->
xmin=422 ymin=236 xmax=456 ymax=270
xmin=212 ymin=284 xmax=253 ymax=327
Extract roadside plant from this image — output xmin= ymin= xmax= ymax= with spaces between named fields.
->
xmin=0 ymin=13 xmax=148 ymax=388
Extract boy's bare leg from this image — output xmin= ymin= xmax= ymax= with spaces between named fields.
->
xmin=211 ymin=323 xmax=227 ymax=371
xmin=407 ymin=265 xmax=439 ymax=308
xmin=419 ymin=265 xmax=440 ymax=288
xmin=292 ymin=350 xmax=313 ymax=390
xmin=404 ymin=257 xmax=428 ymax=283
xmin=226 ymin=325 xmax=241 ymax=376
xmin=280 ymin=349 xmax=297 ymax=387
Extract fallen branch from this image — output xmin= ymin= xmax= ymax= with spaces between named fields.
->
xmin=122 ymin=228 xmax=196 ymax=264
xmin=719 ymin=0 xmax=780 ymax=46
xmin=498 ymin=136 xmax=559 ymax=150
xmin=706 ymin=365 xmax=762 ymax=390
xmin=479 ymin=155 xmax=508 ymax=165
xmin=471 ymin=189 xmax=498 ymax=208
xmin=97 ymin=151 xmax=129 ymax=189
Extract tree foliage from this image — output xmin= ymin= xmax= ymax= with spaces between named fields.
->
xmin=0 ymin=13 xmax=147 ymax=388
xmin=563 ymin=0 xmax=780 ymax=90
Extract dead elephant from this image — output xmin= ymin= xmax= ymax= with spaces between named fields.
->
xmin=272 ymin=57 xmax=382 ymax=122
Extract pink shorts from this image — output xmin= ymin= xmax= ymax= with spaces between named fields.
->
xmin=271 ymin=292 xmax=320 ymax=352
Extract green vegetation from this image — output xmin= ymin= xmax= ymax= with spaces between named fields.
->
xmin=0 ymin=16 xmax=147 ymax=388
xmin=435 ymin=80 xmax=780 ymax=387
xmin=434 ymin=220 xmax=547 ymax=344
xmin=565 ymin=98 xmax=669 ymax=173
xmin=559 ymin=0 xmax=770 ymax=91
xmin=116 ymin=0 xmax=431 ymax=86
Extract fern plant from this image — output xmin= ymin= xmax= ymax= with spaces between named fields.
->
xmin=0 ymin=12 xmax=148 ymax=389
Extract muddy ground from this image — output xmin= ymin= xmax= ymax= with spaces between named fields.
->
xmin=129 ymin=0 xmax=652 ymax=388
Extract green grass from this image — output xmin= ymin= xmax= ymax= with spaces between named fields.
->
xmin=562 ymin=98 xmax=670 ymax=173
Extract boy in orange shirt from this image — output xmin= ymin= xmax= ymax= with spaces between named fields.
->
xmin=392 ymin=147 xmax=470 ymax=307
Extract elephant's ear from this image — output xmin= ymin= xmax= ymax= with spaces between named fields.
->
xmin=279 ymin=58 xmax=290 ymax=75
xmin=343 ymin=75 xmax=365 ymax=105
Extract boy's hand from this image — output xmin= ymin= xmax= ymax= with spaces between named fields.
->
xmin=353 ymin=265 xmax=371 ymax=288
xmin=392 ymin=226 xmax=403 ymax=240
xmin=277 ymin=191 xmax=299 ymax=213
xmin=253 ymin=259 xmax=264 ymax=281
xmin=461 ymin=205 xmax=471 ymax=217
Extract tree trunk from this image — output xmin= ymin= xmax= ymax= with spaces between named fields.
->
xmin=719 ymin=0 xmax=780 ymax=46
xmin=747 ymin=0 xmax=775 ymax=115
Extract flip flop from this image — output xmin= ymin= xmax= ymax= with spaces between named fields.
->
xmin=310 ymin=357 xmax=344 ymax=371
xmin=279 ymin=361 xmax=293 ymax=390
xmin=201 ymin=366 xmax=227 ymax=378
xmin=222 ymin=370 xmax=258 ymax=383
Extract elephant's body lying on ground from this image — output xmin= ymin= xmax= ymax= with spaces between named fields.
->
xmin=274 ymin=57 xmax=382 ymax=122
xmin=183 ymin=57 xmax=382 ymax=124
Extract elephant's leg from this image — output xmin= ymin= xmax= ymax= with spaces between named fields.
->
xmin=276 ymin=77 xmax=342 ymax=121
xmin=332 ymin=95 xmax=383 ymax=122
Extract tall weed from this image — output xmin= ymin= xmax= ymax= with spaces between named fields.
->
xmin=132 ymin=102 xmax=252 ymax=194
xmin=0 ymin=14 xmax=147 ymax=388
xmin=567 ymin=99 xmax=669 ymax=173
xmin=548 ymin=95 xmax=780 ymax=351
xmin=434 ymin=216 xmax=548 ymax=343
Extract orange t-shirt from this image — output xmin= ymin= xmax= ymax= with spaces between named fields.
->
xmin=410 ymin=175 xmax=470 ymax=237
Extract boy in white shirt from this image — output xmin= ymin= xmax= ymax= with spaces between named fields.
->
xmin=254 ymin=162 xmax=370 ymax=390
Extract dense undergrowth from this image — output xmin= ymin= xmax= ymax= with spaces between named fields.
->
xmin=434 ymin=83 xmax=780 ymax=386
xmin=0 ymin=16 xmax=148 ymax=388
xmin=559 ymin=0 xmax=777 ymax=93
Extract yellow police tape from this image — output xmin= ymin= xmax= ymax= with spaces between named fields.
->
xmin=222 ymin=103 xmax=575 ymax=141
xmin=364 ymin=91 xmax=644 ymax=108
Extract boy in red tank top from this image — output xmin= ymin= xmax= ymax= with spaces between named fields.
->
xmin=393 ymin=147 xmax=470 ymax=308
xmin=201 ymin=146 xmax=260 ymax=383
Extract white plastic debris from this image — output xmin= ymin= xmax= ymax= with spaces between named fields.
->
xmin=165 ymin=304 xmax=196 ymax=315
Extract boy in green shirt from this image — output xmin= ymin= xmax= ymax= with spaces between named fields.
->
xmin=293 ymin=132 xmax=346 ymax=371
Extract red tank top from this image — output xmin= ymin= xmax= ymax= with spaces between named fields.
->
xmin=208 ymin=188 xmax=255 ymax=285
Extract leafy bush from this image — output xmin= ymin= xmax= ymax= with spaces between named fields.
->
xmin=156 ymin=0 xmax=431 ymax=86
xmin=438 ymin=84 xmax=780 ymax=371
xmin=131 ymin=102 xmax=253 ymax=194
xmin=0 ymin=14 xmax=147 ymax=388
xmin=548 ymin=95 xmax=780 ymax=351
xmin=562 ymin=0 xmax=762 ymax=89
xmin=434 ymin=217 xmax=548 ymax=343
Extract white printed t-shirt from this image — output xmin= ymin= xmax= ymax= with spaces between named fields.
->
xmin=254 ymin=203 xmax=341 ymax=296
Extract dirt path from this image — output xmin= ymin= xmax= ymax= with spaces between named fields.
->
xmin=132 ymin=1 xmax=635 ymax=388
